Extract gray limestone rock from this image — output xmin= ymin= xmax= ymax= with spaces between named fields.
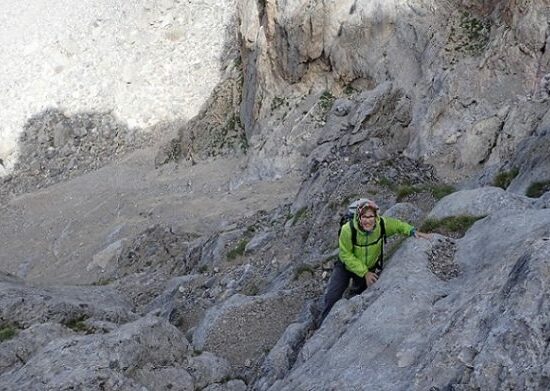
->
xmin=428 ymin=186 xmax=534 ymax=220
xmin=270 ymin=209 xmax=550 ymax=390
xmin=245 ymin=231 xmax=275 ymax=255
xmin=383 ymin=202 xmax=424 ymax=226
xmin=192 ymin=292 xmax=303 ymax=372
xmin=0 ymin=279 xmax=136 ymax=328
xmin=185 ymin=352 xmax=232 ymax=389
xmin=0 ymin=316 xmax=191 ymax=390
xmin=507 ymin=130 xmax=550 ymax=196
xmin=203 ymin=380 xmax=247 ymax=391
xmin=0 ymin=323 xmax=74 ymax=375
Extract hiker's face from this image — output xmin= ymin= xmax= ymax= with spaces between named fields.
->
xmin=360 ymin=211 xmax=376 ymax=231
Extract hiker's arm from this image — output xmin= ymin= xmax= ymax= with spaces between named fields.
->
xmin=384 ymin=216 xmax=431 ymax=239
xmin=339 ymin=226 xmax=368 ymax=277
xmin=412 ymin=230 xmax=431 ymax=240
xmin=383 ymin=216 xmax=416 ymax=237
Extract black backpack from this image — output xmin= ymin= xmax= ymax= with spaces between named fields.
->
xmin=338 ymin=199 xmax=387 ymax=272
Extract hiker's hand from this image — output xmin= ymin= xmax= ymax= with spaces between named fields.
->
xmin=365 ymin=272 xmax=378 ymax=287
xmin=414 ymin=231 xmax=431 ymax=240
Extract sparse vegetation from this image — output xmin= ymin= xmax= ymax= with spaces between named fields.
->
xmin=198 ymin=265 xmax=209 ymax=273
xmin=420 ymin=215 xmax=485 ymax=237
xmin=64 ymin=315 xmax=92 ymax=334
xmin=493 ymin=168 xmax=519 ymax=189
xmin=292 ymin=207 xmax=311 ymax=225
xmin=526 ymin=180 xmax=550 ymax=198
xmin=319 ymin=91 xmax=336 ymax=111
xmin=293 ymin=264 xmax=316 ymax=280
xmin=93 ymin=278 xmax=113 ymax=286
xmin=271 ymin=96 xmax=287 ymax=111
xmin=0 ymin=325 xmax=18 ymax=342
xmin=396 ymin=184 xmax=417 ymax=201
xmin=227 ymin=239 xmax=249 ymax=260
xmin=449 ymin=12 xmax=491 ymax=55
xmin=242 ymin=283 xmax=260 ymax=296
xmin=390 ymin=182 xmax=455 ymax=201
xmin=377 ymin=177 xmax=394 ymax=188
xmin=344 ymin=85 xmax=356 ymax=95
xmin=430 ymin=184 xmax=456 ymax=200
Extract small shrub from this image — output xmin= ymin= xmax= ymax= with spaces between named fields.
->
xmin=292 ymin=207 xmax=310 ymax=225
xmin=396 ymin=184 xmax=417 ymax=201
xmin=198 ymin=265 xmax=209 ymax=273
xmin=239 ymin=132 xmax=249 ymax=153
xmin=526 ymin=180 xmax=550 ymax=198
xmin=242 ymin=283 xmax=260 ymax=296
xmin=344 ymin=85 xmax=356 ymax=95
xmin=0 ymin=326 xmax=17 ymax=342
xmin=319 ymin=91 xmax=335 ymax=111
xmin=378 ymin=177 xmax=395 ymax=188
xmin=493 ymin=168 xmax=519 ymax=190
xmin=420 ymin=215 xmax=485 ymax=237
xmin=64 ymin=315 xmax=92 ymax=334
xmin=93 ymin=278 xmax=113 ymax=286
xmin=430 ymin=184 xmax=455 ymax=200
xmin=293 ymin=264 xmax=315 ymax=280
xmin=227 ymin=239 xmax=249 ymax=260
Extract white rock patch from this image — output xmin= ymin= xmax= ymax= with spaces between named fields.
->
xmin=0 ymin=0 xmax=236 ymax=174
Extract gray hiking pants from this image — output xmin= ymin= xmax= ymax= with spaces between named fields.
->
xmin=321 ymin=261 xmax=367 ymax=321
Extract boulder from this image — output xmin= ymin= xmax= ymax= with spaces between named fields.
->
xmin=0 ymin=280 xmax=136 ymax=328
xmin=0 ymin=316 xmax=191 ymax=390
xmin=192 ymin=291 xmax=303 ymax=371
xmin=428 ymin=186 xmax=533 ymax=220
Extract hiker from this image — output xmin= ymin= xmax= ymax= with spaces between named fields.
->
xmin=320 ymin=199 xmax=430 ymax=321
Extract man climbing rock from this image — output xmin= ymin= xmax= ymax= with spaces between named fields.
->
xmin=320 ymin=199 xmax=431 ymax=322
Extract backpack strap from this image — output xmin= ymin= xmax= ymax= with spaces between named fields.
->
xmin=377 ymin=217 xmax=386 ymax=271
xmin=349 ymin=221 xmax=357 ymax=247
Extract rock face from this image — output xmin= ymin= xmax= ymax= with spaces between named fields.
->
xmin=2 ymin=0 xmax=550 ymax=390
xmin=268 ymin=208 xmax=550 ymax=391
xmin=236 ymin=0 xmax=550 ymax=186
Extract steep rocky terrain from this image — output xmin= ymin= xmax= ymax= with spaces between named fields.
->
xmin=1 ymin=1 xmax=549 ymax=390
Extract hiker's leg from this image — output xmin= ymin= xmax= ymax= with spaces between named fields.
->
xmin=321 ymin=261 xmax=352 ymax=321
xmin=349 ymin=273 xmax=367 ymax=295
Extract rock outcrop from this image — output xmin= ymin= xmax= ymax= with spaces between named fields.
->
xmin=235 ymin=0 xmax=550 ymax=187
xmin=262 ymin=207 xmax=550 ymax=391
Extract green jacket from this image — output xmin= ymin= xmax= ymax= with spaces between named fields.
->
xmin=339 ymin=215 xmax=415 ymax=277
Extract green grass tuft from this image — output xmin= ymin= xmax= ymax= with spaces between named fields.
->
xmin=319 ymin=91 xmax=335 ymax=111
xmin=292 ymin=207 xmax=311 ymax=225
xmin=394 ymin=183 xmax=455 ymax=201
xmin=64 ymin=315 xmax=92 ymax=333
xmin=526 ymin=180 xmax=550 ymax=198
xmin=430 ymin=184 xmax=456 ymax=200
xmin=293 ymin=264 xmax=316 ymax=280
xmin=420 ymin=215 xmax=485 ymax=237
xmin=0 ymin=326 xmax=18 ymax=343
xmin=493 ymin=168 xmax=519 ymax=190
xmin=227 ymin=239 xmax=249 ymax=260
xmin=396 ymin=184 xmax=417 ymax=201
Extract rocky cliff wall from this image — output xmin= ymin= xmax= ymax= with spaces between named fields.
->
xmin=236 ymin=0 xmax=550 ymax=187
